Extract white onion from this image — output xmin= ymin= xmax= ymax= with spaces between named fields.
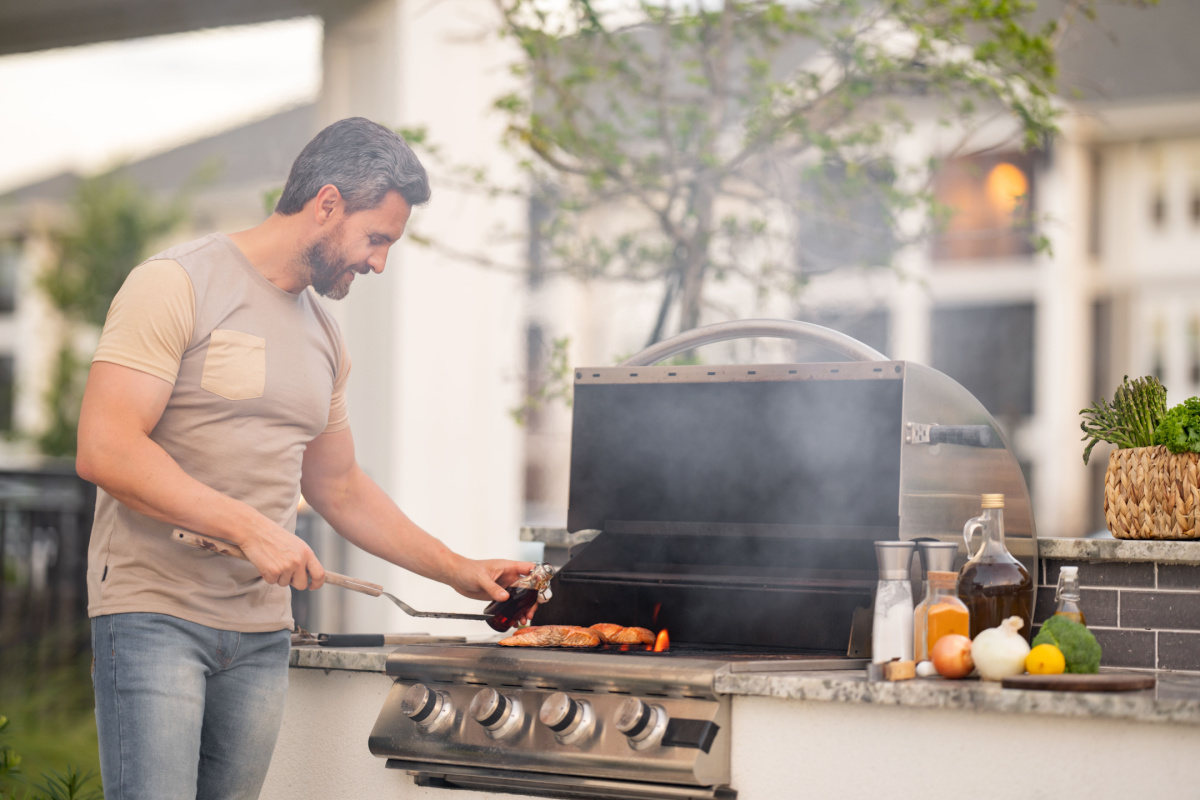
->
xmin=971 ymin=616 xmax=1030 ymax=681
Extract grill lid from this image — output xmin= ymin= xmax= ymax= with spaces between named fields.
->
xmin=537 ymin=354 xmax=1035 ymax=652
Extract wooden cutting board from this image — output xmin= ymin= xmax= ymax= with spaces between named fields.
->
xmin=1001 ymin=673 xmax=1156 ymax=692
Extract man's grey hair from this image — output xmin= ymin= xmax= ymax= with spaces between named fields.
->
xmin=276 ymin=117 xmax=431 ymax=215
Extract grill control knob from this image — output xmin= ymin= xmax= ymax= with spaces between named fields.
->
xmin=399 ymin=683 xmax=454 ymax=734
xmin=614 ymin=697 xmax=667 ymax=750
xmin=469 ymin=688 xmax=523 ymax=739
xmin=538 ymin=692 xmax=595 ymax=745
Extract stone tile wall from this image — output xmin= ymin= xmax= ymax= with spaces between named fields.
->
xmin=1035 ymin=558 xmax=1200 ymax=672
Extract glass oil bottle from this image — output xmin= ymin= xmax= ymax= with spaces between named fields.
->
xmin=1053 ymin=566 xmax=1087 ymax=625
xmin=485 ymin=563 xmax=556 ymax=632
xmin=957 ymin=494 xmax=1033 ymax=640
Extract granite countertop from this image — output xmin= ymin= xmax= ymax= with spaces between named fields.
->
xmin=714 ymin=668 xmax=1200 ymax=725
xmin=290 ymin=644 xmax=393 ymax=673
xmin=1039 ymin=537 xmax=1200 ymax=564
xmin=291 ymin=645 xmax=1200 ymax=726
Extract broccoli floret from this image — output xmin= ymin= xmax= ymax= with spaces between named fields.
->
xmin=1032 ymin=616 xmax=1101 ymax=674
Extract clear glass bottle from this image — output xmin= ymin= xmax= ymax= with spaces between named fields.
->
xmin=1053 ymin=566 xmax=1087 ymax=625
xmin=914 ymin=571 xmax=970 ymax=662
xmin=957 ymin=494 xmax=1034 ymax=640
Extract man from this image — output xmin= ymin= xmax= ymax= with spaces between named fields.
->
xmin=76 ymin=117 xmax=533 ymax=800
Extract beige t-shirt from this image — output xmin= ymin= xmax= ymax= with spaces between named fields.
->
xmin=86 ymin=233 xmax=350 ymax=632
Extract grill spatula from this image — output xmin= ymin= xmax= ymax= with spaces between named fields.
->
xmin=172 ymin=529 xmax=495 ymax=621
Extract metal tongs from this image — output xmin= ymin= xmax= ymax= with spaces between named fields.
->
xmin=172 ymin=529 xmax=495 ymax=621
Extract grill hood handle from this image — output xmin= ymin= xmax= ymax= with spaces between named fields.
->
xmin=619 ymin=318 xmax=888 ymax=366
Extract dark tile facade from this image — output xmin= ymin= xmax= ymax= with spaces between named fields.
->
xmin=1158 ymin=632 xmax=1200 ymax=671
xmin=1039 ymin=558 xmax=1200 ymax=672
xmin=1156 ymin=564 xmax=1200 ymax=591
xmin=1044 ymin=559 xmax=1155 ymax=589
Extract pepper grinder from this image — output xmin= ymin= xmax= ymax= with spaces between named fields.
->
xmin=872 ymin=541 xmax=916 ymax=664
xmin=917 ymin=541 xmax=960 ymax=581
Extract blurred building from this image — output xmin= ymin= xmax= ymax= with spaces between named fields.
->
xmin=0 ymin=0 xmax=530 ymax=636
xmin=519 ymin=0 xmax=1200 ymax=541
xmin=0 ymin=1 xmax=1197 ymax=645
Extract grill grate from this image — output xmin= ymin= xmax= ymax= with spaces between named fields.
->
xmin=461 ymin=640 xmax=851 ymax=661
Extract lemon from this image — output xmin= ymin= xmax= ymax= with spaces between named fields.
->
xmin=1025 ymin=643 xmax=1066 ymax=675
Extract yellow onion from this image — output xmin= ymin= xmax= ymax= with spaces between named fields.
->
xmin=930 ymin=634 xmax=973 ymax=679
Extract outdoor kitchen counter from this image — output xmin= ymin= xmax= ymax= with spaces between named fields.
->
xmin=715 ymin=668 xmax=1200 ymax=724
xmin=263 ymin=646 xmax=1200 ymax=800
xmin=286 ymin=644 xmax=1200 ymax=725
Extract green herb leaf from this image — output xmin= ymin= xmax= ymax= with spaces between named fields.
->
xmin=1153 ymin=397 xmax=1200 ymax=454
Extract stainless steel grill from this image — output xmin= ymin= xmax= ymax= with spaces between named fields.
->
xmin=368 ymin=320 xmax=1037 ymax=800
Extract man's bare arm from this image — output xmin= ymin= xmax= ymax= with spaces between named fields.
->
xmin=76 ymin=361 xmax=325 ymax=590
xmin=300 ymin=426 xmax=533 ymax=604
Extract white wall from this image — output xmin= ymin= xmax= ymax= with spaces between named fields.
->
xmin=319 ymin=0 xmax=527 ymax=635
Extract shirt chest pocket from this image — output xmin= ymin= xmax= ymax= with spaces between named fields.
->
xmin=201 ymin=329 xmax=266 ymax=400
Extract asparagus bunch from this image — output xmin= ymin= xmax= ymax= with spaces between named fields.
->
xmin=1080 ymin=375 xmax=1168 ymax=464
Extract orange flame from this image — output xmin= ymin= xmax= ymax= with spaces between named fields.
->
xmin=652 ymin=602 xmax=662 ymax=626
xmin=654 ymin=629 xmax=670 ymax=652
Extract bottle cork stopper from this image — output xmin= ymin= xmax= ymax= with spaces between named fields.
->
xmin=927 ymin=570 xmax=959 ymax=588
xmin=981 ymin=493 xmax=1005 ymax=509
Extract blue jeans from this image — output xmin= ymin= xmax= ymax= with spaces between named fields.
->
xmin=91 ymin=613 xmax=291 ymax=800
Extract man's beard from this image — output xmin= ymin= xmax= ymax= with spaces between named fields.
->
xmin=303 ymin=235 xmax=365 ymax=300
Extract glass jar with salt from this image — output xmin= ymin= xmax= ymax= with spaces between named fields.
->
xmin=872 ymin=541 xmax=916 ymax=664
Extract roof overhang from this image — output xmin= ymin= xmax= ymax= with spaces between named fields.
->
xmin=0 ymin=0 xmax=368 ymax=56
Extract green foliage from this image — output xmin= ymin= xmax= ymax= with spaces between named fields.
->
xmin=511 ymin=336 xmax=573 ymax=425
xmin=261 ymin=186 xmax=284 ymax=216
xmin=1153 ymin=397 xmax=1200 ymax=455
xmin=485 ymin=0 xmax=1129 ymax=345
xmin=24 ymin=767 xmax=103 ymax=800
xmin=0 ymin=717 xmax=21 ymax=786
xmin=40 ymin=174 xmax=183 ymax=328
xmin=34 ymin=173 xmax=184 ymax=457
xmin=1079 ymin=375 xmax=1168 ymax=464
xmin=0 ymin=643 xmax=101 ymax=800
xmin=37 ymin=346 xmax=85 ymax=459
xmin=1032 ymin=615 xmax=1101 ymax=674
xmin=1 ymin=712 xmax=104 ymax=800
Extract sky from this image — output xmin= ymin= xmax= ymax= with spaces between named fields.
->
xmin=0 ymin=18 xmax=323 ymax=194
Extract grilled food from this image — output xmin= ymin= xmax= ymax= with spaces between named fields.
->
xmin=589 ymin=624 xmax=656 ymax=646
xmin=498 ymin=625 xmax=601 ymax=647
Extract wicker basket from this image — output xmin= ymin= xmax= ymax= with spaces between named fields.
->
xmin=1104 ymin=445 xmax=1200 ymax=539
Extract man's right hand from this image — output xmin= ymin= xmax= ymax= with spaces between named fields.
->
xmin=79 ymin=361 xmax=328 ymax=593
xmin=235 ymin=521 xmax=327 ymax=591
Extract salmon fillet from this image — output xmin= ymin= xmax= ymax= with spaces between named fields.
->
xmin=498 ymin=625 xmax=601 ymax=647
xmin=589 ymin=624 xmax=656 ymax=645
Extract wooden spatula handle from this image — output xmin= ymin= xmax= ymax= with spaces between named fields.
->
xmin=171 ymin=529 xmax=384 ymax=596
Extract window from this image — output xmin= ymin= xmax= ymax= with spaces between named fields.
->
xmin=0 ymin=356 xmax=14 ymax=432
xmin=1151 ymin=187 xmax=1167 ymax=228
xmin=931 ymin=152 xmax=1037 ymax=263
xmin=1088 ymin=151 xmax=1103 ymax=259
xmin=0 ymin=239 xmax=20 ymax=313
xmin=931 ymin=303 xmax=1035 ymax=418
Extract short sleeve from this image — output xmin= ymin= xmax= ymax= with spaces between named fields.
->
xmin=93 ymin=259 xmax=195 ymax=384
xmin=324 ymin=340 xmax=351 ymax=433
